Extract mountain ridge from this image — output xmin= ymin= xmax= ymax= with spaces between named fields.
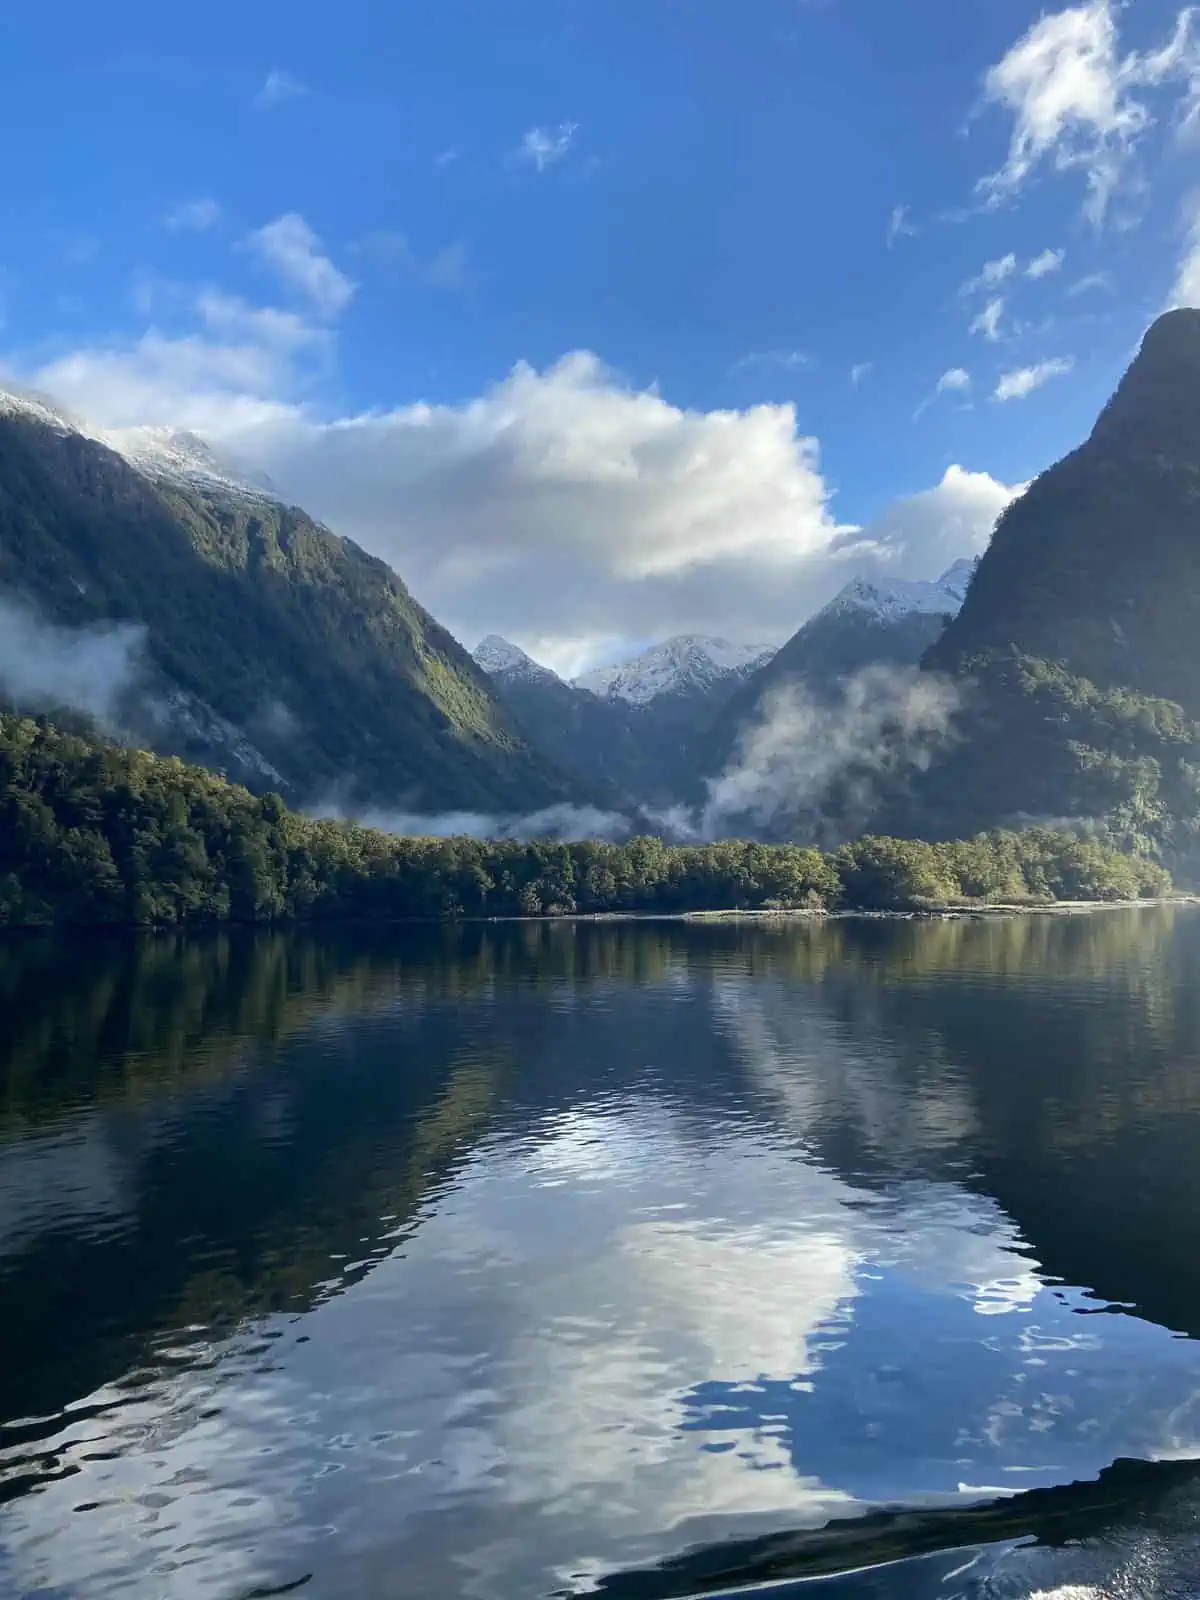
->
xmin=0 ymin=393 xmax=582 ymax=813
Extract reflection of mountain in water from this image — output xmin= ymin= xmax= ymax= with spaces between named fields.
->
xmin=4 ymin=912 xmax=1200 ymax=1595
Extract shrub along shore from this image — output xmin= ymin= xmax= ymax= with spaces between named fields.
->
xmin=0 ymin=712 xmax=1173 ymax=931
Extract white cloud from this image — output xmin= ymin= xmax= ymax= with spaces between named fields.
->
xmin=733 ymin=348 xmax=811 ymax=373
xmin=937 ymin=367 xmax=972 ymax=394
xmin=255 ymin=68 xmax=306 ymax=108
xmin=961 ymin=253 xmax=1017 ymax=295
xmin=164 ymin=198 xmax=221 ymax=233
xmin=969 ymin=296 xmax=1006 ymax=341
xmin=247 ymin=213 xmax=355 ymax=319
xmin=1067 ymin=269 xmax=1113 ymax=295
xmin=994 ymin=356 xmax=1075 ymax=401
xmin=11 ymin=291 xmax=1018 ymax=668
xmin=886 ymin=203 xmax=916 ymax=246
xmin=850 ymin=361 xmax=873 ymax=386
xmin=516 ymin=122 xmax=578 ymax=171
xmin=914 ymin=368 xmax=974 ymax=422
xmin=1026 ymin=246 xmax=1065 ymax=277
xmin=1167 ymin=206 xmax=1200 ymax=308
xmin=832 ymin=465 xmax=1018 ymax=574
xmin=978 ymin=1 xmax=1200 ymax=222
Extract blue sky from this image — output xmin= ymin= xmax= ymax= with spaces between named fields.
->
xmin=1 ymin=0 xmax=1198 ymax=670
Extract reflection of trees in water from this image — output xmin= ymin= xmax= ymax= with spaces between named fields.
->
xmin=4 ymin=909 xmax=1200 ymax=1429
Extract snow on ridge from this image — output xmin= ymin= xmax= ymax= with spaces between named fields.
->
xmin=472 ymin=635 xmax=560 ymax=683
xmin=823 ymin=558 xmax=978 ymax=624
xmin=575 ymin=635 xmax=777 ymax=706
xmin=96 ymin=425 xmax=280 ymax=502
xmin=0 ymin=385 xmax=278 ymax=503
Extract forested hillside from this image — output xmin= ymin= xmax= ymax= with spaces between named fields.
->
xmin=0 ymin=402 xmax=578 ymax=813
xmin=0 ymin=711 xmax=1168 ymax=930
xmin=928 ymin=311 xmax=1200 ymax=714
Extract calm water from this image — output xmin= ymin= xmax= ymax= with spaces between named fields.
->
xmin=4 ymin=913 xmax=1200 ymax=1599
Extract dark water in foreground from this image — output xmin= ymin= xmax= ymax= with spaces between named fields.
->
xmin=4 ymin=913 xmax=1200 ymax=1598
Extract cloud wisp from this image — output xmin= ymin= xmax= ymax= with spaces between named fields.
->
xmin=255 ymin=69 xmax=306 ymax=109
xmin=993 ymin=357 xmax=1075 ymax=401
xmin=977 ymin=0 xmax=1200 ymax=222
xmin=247 ymin=214 xmax=355 ymax=320
xmin=516 ymin=122 xmax=578 ymax=172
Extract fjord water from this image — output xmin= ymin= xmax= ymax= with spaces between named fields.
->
xmin=4 ymin=916 xmax=1200 ymax=1598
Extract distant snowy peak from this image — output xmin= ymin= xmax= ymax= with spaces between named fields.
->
xmin=575 ymin=635 xmax=777 ymax=707
xmin=824 ymin=558 xmax=978 ymax=625
xmin=473 ymin=635 xmax=561 ymax=684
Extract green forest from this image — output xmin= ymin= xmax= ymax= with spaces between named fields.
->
xmin=0 ymin=711 xmax=1171 ymax=931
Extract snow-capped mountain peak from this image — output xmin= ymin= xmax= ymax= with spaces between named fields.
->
xmin=824 ymin=558 xmax=977 ymax=625
xmin=472 ymin=635 xmax=560 ymax=683
xmin=574 ymin=635 xmax=776 ymax=707
xmin=0 ymin=387 xmax=277 ymax=502
xmin=96 ymin=425 xmax=279 ymax=501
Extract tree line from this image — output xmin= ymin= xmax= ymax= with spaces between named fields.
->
xmin=0 ymin=711 xmax=1171 ymax=931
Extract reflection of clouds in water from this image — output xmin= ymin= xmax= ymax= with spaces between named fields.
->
xmin=5 ymin=1098 xmax=1200 ymax=1598
xmin=710 ymin=976 xmax=979 ymax=1161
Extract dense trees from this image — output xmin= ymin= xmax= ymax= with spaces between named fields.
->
xmin=0 ymin=713 xmax=1171 ymax=931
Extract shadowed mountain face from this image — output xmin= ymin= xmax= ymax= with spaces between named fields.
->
xmin=0 ymin=404 xmax=582 ymax=813
xmin=474 ymin=634 xmax=775 ymax=806
xmin=928 ymin=310 xmax=1200 ymax=716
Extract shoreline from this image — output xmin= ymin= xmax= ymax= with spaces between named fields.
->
xmin=2 ymin=897 xmax=1195 ymax=940
xmin=483 ymin=895 xmax=1199 ymax=926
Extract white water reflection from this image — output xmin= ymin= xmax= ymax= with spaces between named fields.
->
xmin=5 ymin=1083 xmax=1200 ymax=1600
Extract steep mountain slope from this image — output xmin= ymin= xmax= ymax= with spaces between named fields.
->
xmin=470 ymin=636 xmax=646 ymax=803
xmin=928 ymin=310 xmax=1200 ymax=713
xmin=692 ymin=560 xmax=975 ymax=791
xmin=0 ymin=395 xmax=578 ymax=812
xmin=475 ymin=633 xmax=777 ymax=805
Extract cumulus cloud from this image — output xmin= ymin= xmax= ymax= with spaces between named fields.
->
xmin=994 ymin=357 xmax=1075 ymax=401
xmin=246 ymin=213 xmax=355 ymax=319
xmin=978 ymin=1 xmax=1200 ymax=222
xmin=516 ymin=122 xmax=578 ymax=171
xmin=831 ymin=464 xmax=1018 ymax=576
xmin=14 ymin=294 xmax=1018 ymax=674
xmin=850 ymin=362 xmax=872 ymax=386
xmin=255 ymin=68 xmax=306 ymax=109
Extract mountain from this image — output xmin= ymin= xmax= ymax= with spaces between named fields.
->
xmin=928 ymin=310 xmax=1200 ymax=714
xmin=575 ymin=636 xmax=775 ymax=706
xmin=473 ymin=632 xmax=777 ymax=806
xmin=691 ymin=559 xmax=975 ymax=793
xmin=469 ymin=636 xmax=647 ymax=803
xmin=869 ymin=312 xmax=1200 ymax=879
xmin=0 ymin=390 xmax=580 ymax=813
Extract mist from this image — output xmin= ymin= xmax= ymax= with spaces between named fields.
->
xmin=314 ymin=802 xmax=638 ymax=844
xmin=690 ymin=666 xmax=963 ymax=845
xmin=0 ymin=597 xmax=147 ymax=731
